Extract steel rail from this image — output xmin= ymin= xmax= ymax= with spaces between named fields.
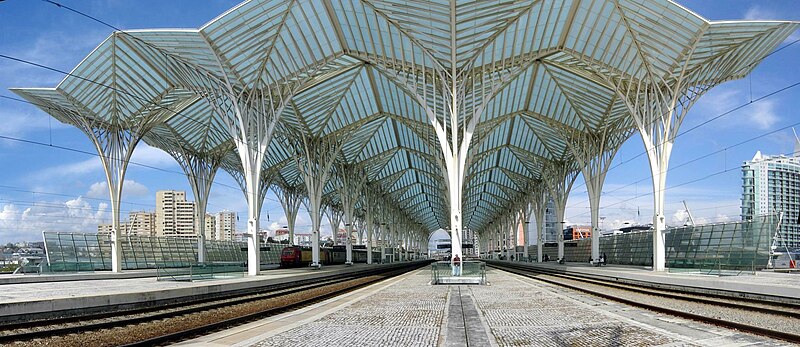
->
xmin=489 ymin=262 xmax=800 ymax=343
xmin=0 ymin=262 xmax=429 ymax=345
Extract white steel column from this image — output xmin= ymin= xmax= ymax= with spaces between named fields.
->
xmin=505 ymin=215 xmax=513 ymax=261
xmin=543 ymin=161 xmax=578 ymax=262
xmin=522 ymin=202 xmax=533 ymax=262
xmin=530 ymin=186 xmax=546 ymax=263
xmin=93 ymin=131 xmax=142 ymax=273
xmin=274 ymin=185 xmax=303 ymax=246
xmin=326 ymin=205 xmax=343 ymax=246
xmin=364 ymin=192 xmax=374 ymax=264
xmin=565 ymin=128 xmax=630 ymax=264
xmin=293 ymin=136 xmax=341 ymax=269
xmin=380 ymin=223 xmax=387 ymax=263
xmin=208 ymin=77 xmax=296 ymax=277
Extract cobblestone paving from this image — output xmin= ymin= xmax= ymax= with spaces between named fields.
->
xmin=254 ymin=271 xmax=448 ymax=347
xmin=471 ymin=270 xmax=679 ymax=347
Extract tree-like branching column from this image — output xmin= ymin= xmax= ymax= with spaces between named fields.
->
xmin=333 ymin=162 xmax=366 ymax=265
xmin=564 ymin=127 xmax=632 ymax=263
xmin=292 ymin=135 xmax=345 ymax=268
xmin=324 ymin=202 xmax=343 ymax=246
xmin=542 ymin=161 xmax=579 ymax=261
xmin=147 ymin=130 xmax=229 ymax=263
xmin=519 ymin=197 xmax=535 ymax=262
xmin=210 ymin=85 xmax=294 ymax=275
xmin=526 ymin=183 xmax=547 ymax=262
xmin=90 ymin=127 xmax=153 ymax=272
xmin=273 ymin=184 xmax=305 ymax=246
xmin=15 ymin=91 xmax=162 ymax=273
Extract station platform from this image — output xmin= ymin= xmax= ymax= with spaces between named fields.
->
xmin=180 ymin=267 xmax=787 ymax=346
xmin=0 ymin=262 xmax=420 ymax=323
xmin=487 ymin=260 xmax=800 ymax=305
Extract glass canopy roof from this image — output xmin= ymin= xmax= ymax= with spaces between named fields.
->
xmin=11 ymin=0 xmax=798 ymax=233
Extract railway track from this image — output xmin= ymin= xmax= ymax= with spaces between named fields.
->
xmin=488 ymin=261 xmax=800 ymax=343
xmin=0 ymin=262 xmax=429 ymax=347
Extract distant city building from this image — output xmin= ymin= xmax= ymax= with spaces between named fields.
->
xmin=273 ymin=228 xmax=290 ymax=243
xmin=544 ymin=198 xmax=557 ymax=242
xmin=128 ymin=211 xmax=156 ymax=236
xmin=335 ymin=228 xmax=350 ymax=245
xmin=563 ymin=225 xmax=591 ymax=241
xmin=295 ymin=233 xmax=312 ymax=246
xmin=462 ymin=228 xmax=476 ymax=255
xmin=97 ymin=223 xmax=118 ymax=235
xmin=96 ymin=190 xmax=232 ymax=239
xmin=98 ymin=211 xmax=156 ymax=236
xmin=741 ymin=143 xmax=800 ymax=248
xmin=216 ymin=211 xmax=236 ymax=241
xmin=156 ymin=190 xmax=196 ymax=238
xmin=203 ymin=213 xmax=216 ymax=240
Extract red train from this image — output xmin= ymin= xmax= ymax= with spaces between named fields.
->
xmin=280 ymin=245 xmax=381 ymax=267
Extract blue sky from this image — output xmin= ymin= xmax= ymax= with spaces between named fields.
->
xmin=0 ymin=1 xmax=799 ymax=244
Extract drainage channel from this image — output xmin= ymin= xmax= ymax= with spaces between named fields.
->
xmin=445 ymin=286 xmax=492 ymax=347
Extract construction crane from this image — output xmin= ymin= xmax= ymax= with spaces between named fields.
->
xmin=682 ymin=200 xmax=695 ymax=226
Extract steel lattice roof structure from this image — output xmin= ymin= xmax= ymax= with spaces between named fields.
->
xmin=11 ymin=0 xmax=798 ymax=273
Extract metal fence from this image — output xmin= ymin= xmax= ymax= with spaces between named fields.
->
xmin=518 ymin=215 xmax=774 ymax=271
xmin=42 ymin=232 xmax=284 ymax=272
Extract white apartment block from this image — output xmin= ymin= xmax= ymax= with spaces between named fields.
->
xmin=203 ymin=213 xmax=216 ymax=240
xmin=127 ymin=211 xmax=156 ymax=236
xmin=156 ymin=190 xmax=197 ymax=238
xmin=97 ymin=211 xmax=155 ymax=236
xmin=742 ymin=147 xmax=800 ymax=248
xmin=216 ymin=211 xmax=236 ymax=241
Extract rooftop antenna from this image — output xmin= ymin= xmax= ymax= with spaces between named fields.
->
xmin=792 ymin=128 xmax=800 ymax=157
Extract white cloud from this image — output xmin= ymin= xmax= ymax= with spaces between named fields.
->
xmin=0 ymin=197 xmax=110 ymax=242
xmin=130 ymin=143 xmax=178 ymax=167
xmin=672 ymin=209 xmax=689 ymax=225
xmin=744 ymin=6 xmax=777 ymax=20
xmin=86 ymin=180 xmax=149 ymax=199
xmin=749 ymin=100 xmax=779 ymax=129
xmin=0 ymin=204 xmax=20 ymax=222
xmin=693 ymin=86 xmax=780 ymax=130
xmin=743 ymin=6 xmax=800 ymax=43
xmin=0 ymin=109 xmax=65 ymax=143
xmin=31 ymin=157 xmax=101 ymax=182
xmin=1 ymin=30 xmax=108 ymax=87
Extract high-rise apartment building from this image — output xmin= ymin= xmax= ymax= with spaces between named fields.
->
xmin=128 ymin=211 xmax=156 ymax=236
xmin=216 ymin=211 xmax=236 ymax=241
xmin=741 ymin=145 xmax=800 ymax=248
xmin=544 ymin=198 xmax=557 ymax=242
xmin=203 ymin=213 xmax=216 ymax=240
xmin=98 ymin=211 xmax=155 ymax=236
xmin=156 ymin=190 xmax=197 ymax=238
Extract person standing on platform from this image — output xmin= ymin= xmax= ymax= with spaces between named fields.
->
xmin=453 ymin=254 xmax=461 ymax=276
